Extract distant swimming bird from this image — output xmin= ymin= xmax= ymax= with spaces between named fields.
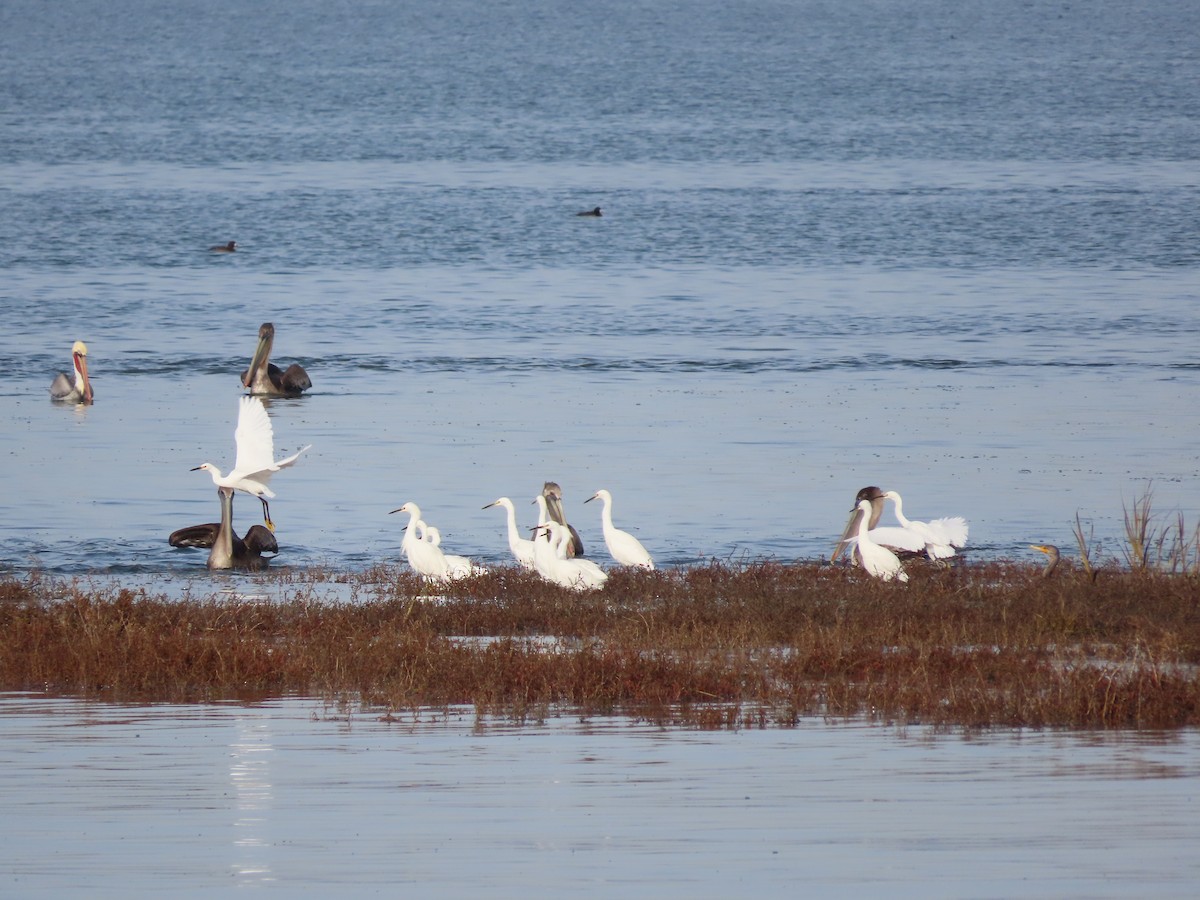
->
xmin=483 ymin=497 xmax=537 ymax=570
xmin=854 ymin=499 xmax=908 ymax=582
xmin=882 ymin=490 xmax=968 ymax=560
xmin=542 ymin=481 xmax=584 ymax=557
xmin=192 ymin=396 xmax=311 ymax=530
xmin=210 ymin=241 xmax=236 ymax=252
xmin=241 ymin=322 xmax=312 ymax=396
xmin=49 ymin=340 xmax=93 ymax=404
xmin=1030 ymin=544 xmax=1060 ymax=578
xmin=170 ymin=487 xmax=278 ymax=570
xmin=586 ymin=488 xmax=654 ymax=569
xmin=576 ymin=207 xmax=602 ymax=217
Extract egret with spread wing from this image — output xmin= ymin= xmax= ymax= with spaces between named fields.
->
xmin=192 ymin=396 xmax=311 ymax=530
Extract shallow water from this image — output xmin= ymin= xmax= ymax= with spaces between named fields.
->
xmin=2 ymin=0 xmax=1199 ymax=578
xmin=1 ymin=693 xmax=1197 ymax=897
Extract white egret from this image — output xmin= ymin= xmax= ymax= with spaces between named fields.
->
xmin=241 ymin=322 xmax=312 ymax=396
xmin=831 ymin=486 xmax=886 ymax=563
xmin=530 ymin=524 xmax=604 ymax=590
xmin=389 ymin=503 xmax=449 ymax=579
xmin=548 ymin=522 xmax=607 ymax=589
xmin=50 ymin=340 xmax=93 ymax=404
xmin=192 ymin=396 xmax=311 ymax=530
xmin=585 ymin=489 xmax=654 ymax=570
xmin=883 ymin=490 xmax=968 ymax=560
xmin=542 ymin=481 xmax=584 ymax=556
xmin=483 ymin=497 xmax=537 ymax=569
xmin=854 ymin=499 xmax=908 ymax=582
xmin=423 ymin=525 xmax=487 ymax=579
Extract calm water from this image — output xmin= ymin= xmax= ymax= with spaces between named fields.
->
xmin=1 ymin=693 xmax=1198 ymax=898
xmin=2 ymin=0 xmax=1199 ymax=578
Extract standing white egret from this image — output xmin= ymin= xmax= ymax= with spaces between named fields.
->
xmin=854 ymin=499 xmax=908 ymax=582
xmin=547 ymin=522 xmax=607 ymax=589
xmin=883 ymin=490 xmax=968 ymax=560
xmin=423 ymin=525 xmax=487 ymax=579
xmin=832 ymin=485 xmax=931 ymax=565
xmin=831 ymin=486 xmax=886 ymax=563
xmin=585 ymin=489 xmax=654 ymax=570
xmin=192 ymin=396 xmax=311 ymax=530
xmin=483 ymin=497 xmax=537 ymax=570
xmin=542 ymin=481 xmax=584 ymax=556
xmin=530 ymin=524 xmax=604 ymax=590
xmin=389 ymin=503 xmax=449 ymax=579
xmin=50 ymin=340 xmax=93 ymax=404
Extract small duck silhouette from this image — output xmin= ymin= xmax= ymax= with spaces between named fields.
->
xmin=575 ymin=207 xmax=602 ymax=217
xmin=209 ymin=240 xmax=237 ymax=252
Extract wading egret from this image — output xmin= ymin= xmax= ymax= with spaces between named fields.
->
xmin=241 ymin=322 xmax=312 ymax=396
xmin=50 ymin=340 xmax=93 ymax=404
xmin=883 ymin=490 xmax=968 ymax=560
xmin=389 ymin=502 xmax=449 ymax=579
xmin=586 ymin=489 xmax=654 ymax=570
xmin=483 ymin=497 xmax=537 ymax=569
xmin=423 ymin=525 xmax=487 ymax=579
xmin=854 ymin=499 xmax=908 ymax=582
xmin=543 ymin=481 xmax=584 ymax=556
xmin=192 ymin=396 xmax=311 ymax=530
xmin=831 ymin=486 xmax=886 ymax=563
xmin=547 ymin=522 xmax=607 ymax=589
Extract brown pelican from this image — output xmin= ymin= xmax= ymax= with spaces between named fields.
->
xmin=169 ymin=487 xmax=278 ymax=570
xmin=831 ymin=486 xmax=888 ymax=563
xmin=853 ymin=499 xmax=908 ymax=582
xmin=241 ymin=322 xmax=312 ymax=396
xmin=585 ymin=488 xmax=654 ymax=569
xmin=1030 ymin=544 xmax=1060 ymax=578
xmin=542 ymin=481 xmax=584 ymax=556
xmin=49 ymin=340 xmax=94 ymax=404
xmin=576 ymin=207 xmax=602 ymax=217
xmin=210 ymin=241 xmax=237 ymax=252
xmin=192 ymin=396 xmax=311 ymax=530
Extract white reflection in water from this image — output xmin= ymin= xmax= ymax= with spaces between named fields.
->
xmin=1 ymin=694 xmax=1198 ymax=898
xmin=229 ymin=717 xmax=275 ymax=883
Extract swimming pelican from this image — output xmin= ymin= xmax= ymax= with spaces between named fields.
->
xmin=210 ymin=241 xmax=236 ymax=252
xmin=423 ymin=525 xmax=487 ymax=578
xmin=241 ymin=322 xmax=312 ymax=396
xmin=1030 ymin=544 xmax=1060 ymax=578
xmin=882 ymin=490 xmax=968 ymax=560
xmin=389 ymin=503 xmax=449 ymax=578
xmin=585 ymin=489 xmax=654 ymax=570
xmin=576 ymin=207 xmax=602 ymax=217
xmin=542 ymin=481 xmax=584 ymax=557
xmin=192 ymin=396 xmax=311 ymax=530
xmin=49 ymin=340 xmax=94 ymax=404
xmin=854 ymin=499 xmax=908 ymax=582
xmin=483 ymin=497 xmax=537 ymax=569
xmin=169 ymin=487 xmax=278 ymax=570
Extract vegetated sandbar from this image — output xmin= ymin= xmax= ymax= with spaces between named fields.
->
xmin=2 ymin=558 xmax=1197 ymax=730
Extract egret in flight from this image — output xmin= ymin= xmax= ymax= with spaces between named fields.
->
xmin=192 ymin=396 xmax=311 ymax=530
xmin=169 ymin=487 xmax=278 ymax=570
xmin=543 ymin=481 xmax=584 ymax=556
xmin=853 ymin=499 xmax=908 ymax=582
xmin=241 ymin=322 xmax=312 ymax=396
xmin=882 ymin=490 xmax=968 ymax=560
xmin=483 ymin=497 xmax=537 ymax=569
xmin=50 ymin=340 xmax=93 ymax=404
xmin=586 ymin=488 xmax=654 ymax=569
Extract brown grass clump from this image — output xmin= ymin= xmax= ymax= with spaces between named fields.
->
xmin=1 ymin=559 xmax=1198 ymax=730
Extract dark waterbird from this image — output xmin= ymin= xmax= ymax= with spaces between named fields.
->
xmin=575 ymin=206 xmax=602 ymax=217
xmin=241 ymin=322 xmax=312 ymax=396
xmin=169 ymin=487 xmax=278 ymax=570
xmin=1030 ymin=544 xmax=1060 ymax=578
xmin=209 ymin=240 xmax=236 ymax=252
xmin=49 ymin=340 xmax=94 ymax=404
xmin=542 ymin=481 xmax=584 ymax=557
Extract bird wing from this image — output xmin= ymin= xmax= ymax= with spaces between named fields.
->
xmin=926 ymin=517 xmax=969 ymax=548
xmin=232 ymin=397 xmax=277 ymax=477
xmin=49 ymin=372 xmax=75 ymax=399
xmin=846 ymin=526 xmax=927 ymax=553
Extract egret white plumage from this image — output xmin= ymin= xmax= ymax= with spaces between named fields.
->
xmin=191 ymin=396 xmax=311 ymax=530
xmin=423 ymin=525 xmax=487 ymax=578
xmin=50 ymin=340 xmax=93 ymax=404
xmin=241 ymin=322 xmax=312 ymax=396
xmin=854 ymin=499 xmax=908 ymax=582
xmin=882 ymin=490 xmax=968 ymax=560
xmin=483 ymin=497 xmax=537 ymax=569
xmin=548 ymin=522 xmax=607 ymax=589
xmin=389 ymin=502 xmax=450 ymax=579
xmin=530 ymin=523 xmax=605 ymax=590
xmin=831 ymin=486 xmax=886 ymax=563
xmin=585 ymin=488 xmax=654 ymax=570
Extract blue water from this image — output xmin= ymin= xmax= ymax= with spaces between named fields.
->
xmin=1 ymin=0 xmax=1198 ymax=577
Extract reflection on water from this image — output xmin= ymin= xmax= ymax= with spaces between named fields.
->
xmin=1 ymin=693 xmax=1198 ymax=897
